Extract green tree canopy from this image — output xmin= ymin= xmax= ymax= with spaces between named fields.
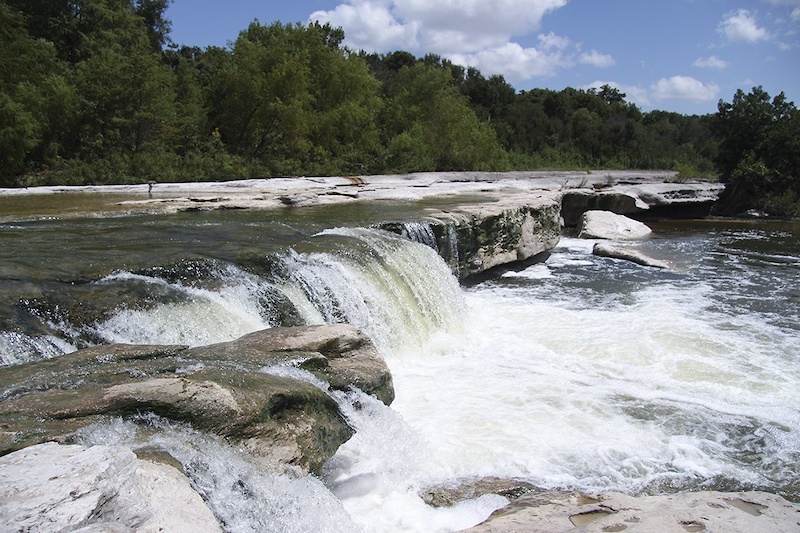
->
xmin=713 ymin=86 xmax=800 ymax=215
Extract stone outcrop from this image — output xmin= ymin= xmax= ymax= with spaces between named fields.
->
xmin=380 ymin=196 xmax=563 ymax=280
xmin=593 ymin=243 xmax=670 ymax=269
xmin=578 ymin=210 xmax=653 ymax=240
xmin=0 ymin=442 xmax=222 ymax=532
xmin=562 ymin=181 xmax=724 ymax=226
xmin=0 ymin=324 xmax=391 ymax=474
xmin=422 ymin=477 xmax=539 ymax=508
xmin=461 ymin=490 xmax=800 ymax=533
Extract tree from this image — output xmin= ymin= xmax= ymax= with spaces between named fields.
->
xmin=382 ymin=63 xmax=507 ymax=172
xmin=713 ymin=87 xmax=800 ymax=215
xmin=0 ymin=3 xmax=76 ymax=184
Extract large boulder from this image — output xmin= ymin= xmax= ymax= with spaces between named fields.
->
xmin=0 ymin=325 xmax=391 ymax=474
xmin=577 ymin=210 xmax=653 ymax=240
xmin=0 ymin=442 xmax=221 ymax=532
xmin=462 ymin=490 xmax=800 ymax=533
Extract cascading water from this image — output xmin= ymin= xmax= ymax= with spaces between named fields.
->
xmin=1 ymin=208 xmax=799 ymax=532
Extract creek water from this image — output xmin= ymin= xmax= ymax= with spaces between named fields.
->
xmin=1 ymin=197 xmax=798 ymax=532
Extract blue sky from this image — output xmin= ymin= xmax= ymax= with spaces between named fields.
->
xmin=165 ymin=0 xmax=800 ymax=115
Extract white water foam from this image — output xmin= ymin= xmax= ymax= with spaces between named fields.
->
xmin=76 ymin=416 xmax=361 ymax=533
xmin=21 ymin=225 xmax=799 ymax=532
xmin=0 ymin=331 xmax=75 ymax=366
xmin=383 ymin=242 xmax=800 ymax=500
xmin=93 ymin=269 xmax=271 ymax=347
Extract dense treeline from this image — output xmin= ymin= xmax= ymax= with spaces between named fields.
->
xmin=1 ymin=1 xmax=797 ymax=215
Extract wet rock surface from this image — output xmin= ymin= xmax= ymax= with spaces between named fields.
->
xmin=460 ymin=489 xmax=800 ymax=533
xmin=0 ymin=324 xmax=391 ymax=474
xmin=593 ymin=243 xmax=670 ymax=269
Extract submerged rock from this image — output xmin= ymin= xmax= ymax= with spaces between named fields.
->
xmin=422 ymin=477 xmax=539 ymax=508
xmin=0 ymin=442 xmax=221 ymax=532
xmin=578 ymin=210 xmax=653 ymax=240
xmin=593 ymin=243 xmax=669 ymax=269
xmin=0 ymin=324 xmax=391 ymax=474
xmin=460 ymin=490 xmax=800 ymax=533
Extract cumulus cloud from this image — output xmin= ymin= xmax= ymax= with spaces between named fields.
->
xmin=585 ymin=81 xmax=652 ymax=107
xmin=718 ymin=9 xmax=770 ymax=42
xmin=693 ymin=56 xmax=728 ymax=69
xmin=449 ymin=41 xmax=573 ymax=81
xmin=310 ymin=0 xmax=418 ymax=51
xmin=311 ymin=0 xmax=567 ymax=54
xmin=310 ymin=0 xmax=618 ymax=84
xmin=585 ymin=77 xmax=720 ymax=108
xmin=650 ymin=76 xmax=720 ymax=101
xmin=580 ymin=50 xmax=616 ymax=68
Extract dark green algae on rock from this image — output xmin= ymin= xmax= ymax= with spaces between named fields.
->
xmin=0 ymin=324 xmax=393 ymax=474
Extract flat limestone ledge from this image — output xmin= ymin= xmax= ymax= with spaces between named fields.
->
xmin=0 ymin=170 xmax=689 ymax=218
xmin=460 ymin=490 xmax=800 ymax=533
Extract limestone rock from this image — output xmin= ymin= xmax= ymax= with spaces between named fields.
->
xmin=461 ymin=490 xmax=800 ymax=533
xmin=422 ymin=477 xmax=538 ymax=508
xmin=561 ymin=182 xmax=724 ymax=226
xmin=185 ymin=324 xmax=394 ymax=405
xmin=561 ymin=191 xmax=648 ymax=227
xmin=0 ymin=325 xmax=391 ymax=473
xmin=0 ymin=442 xmax=221 ymax=532
xmin=278 ymin=192 xmax=319 ymax=206
xmin=593 ymin=243 xmax=669 ymax=269
xmin=578 ymin=210 xmax=653 ymax=240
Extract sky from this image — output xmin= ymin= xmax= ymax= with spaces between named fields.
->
xmin=165 ymin=0 xmax=800 ymax=115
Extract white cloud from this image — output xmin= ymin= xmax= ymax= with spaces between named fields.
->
xmin=580 ymin=50 xmax=616 ymax=68
xmin=585 ymin=77 xmax=721 ymax=108
xmin=537 ymin=32 xmax=571 ymax=51
xmin=792 ymin=7 xmax=800 ymax=21
xmin=448 ymin=41 xmax=574 ymax=81
xmin=718 ymin=9 xmax=770 ymax=42
xmin=310 ymin=0 xmax=419 ymax=51
xmin=310 ymin=0 xmax=621 ymax=84
xmin=311 ymin=0 xmax=567 ymax=54
xmin=693 ymin=56 xmax=728 ymax=68
xmin=650 ymin=76 xmax=720 ymax=101
xmin=585 ymin=81 xmax=651 ymax=107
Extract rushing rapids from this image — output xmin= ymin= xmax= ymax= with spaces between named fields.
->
xmin=1 ymin=185 xmax=799 ymax=531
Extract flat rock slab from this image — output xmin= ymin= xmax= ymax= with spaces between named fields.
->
xmin=0 ymin=442 xmax=221 ymax=532
xmin=593 ymin=243 xmax=669 ymax=269
xmin=578 ymin=210 xmax=653 ymax=240
xmin=461 ymin=490 xmax=800 ymax=533
xmin=0 ymin=324 xmax=391 ymax=474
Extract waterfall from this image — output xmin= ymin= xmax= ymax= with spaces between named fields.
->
xmin=275 ymin=227 xmax=465 ymax=354
xmin=14 ymin=228 xmax=465 ymax=359
xmin=399 ymin=221 xmax=439 ymax=251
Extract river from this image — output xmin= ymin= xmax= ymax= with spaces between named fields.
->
xmin=1 ymin=196 xmax=798 ymax=532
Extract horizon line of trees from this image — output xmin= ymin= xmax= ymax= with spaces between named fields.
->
xmin=1 ymin=0 xmax=798 ymax=215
